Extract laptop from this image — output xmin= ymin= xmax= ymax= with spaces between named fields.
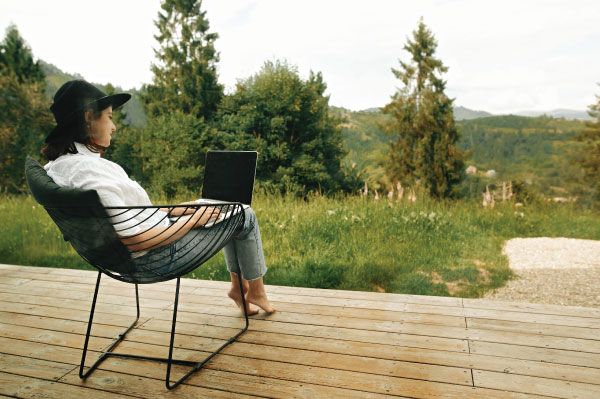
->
xmin=170 ymin=151 xmax=258 ymax=227
xmin=199 ymin=150 xmax=258 ymax=206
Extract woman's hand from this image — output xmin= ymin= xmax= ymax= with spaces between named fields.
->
xmin=162 ymin=201 xmax=201 ymax=216
xmin=191 ymin=206 xmax=220 ymax=227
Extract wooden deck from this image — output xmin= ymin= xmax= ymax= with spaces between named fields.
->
xmin=0 ymin=264 xmax=599 ymax=398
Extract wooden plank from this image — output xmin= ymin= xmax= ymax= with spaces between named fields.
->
xmin=155 ymin=290 xmax=462 ymax=326
xmin=58 ymin=367 xmax=261 ymax=399
xmin=0 ymin=301 xmax=150 ymax=328
xmin=0 ymin=293 xmax=168 ymax=315
xmin=0 ymin=337 xmax=395 ymax=399
xmin=0 ymin=277 xmax=31 ymax=286
xmin=0 ymin=323 xmax=113 ymax=353
xmin=0 ymin=298 xmax=469 ymax=353
xmin=0 ymin=353 xmax=74 ymax=381
xmin=464 ymin=298 xmax=600 ymax=319
xmin=3 ymin=264 xmax=464 ymax=306
xmin=108 ymin=341 xmax=545 ymax=399
xmin=396 ymin=321 xmax=600 ymax=353
xmin=0 ymin=314 xmax=472 ymax=387
xmin=188 ymin=277 xmax=464 ymax=307
xmin=143 ymin=319 xmax=600 ymax=385
xmin=38 ymin=264 xmax=442 ymax=305
xmin=169 ymin=312 xmax=470 ymax=353
xmin=0 ymin=280 xmax=467 ymax=328
xmin=10 ymin=274 xmax=198 ymax=294
xmin=122 ymin=327 xmax=474 ymax=385
xmin=464 ymin=308 xmax=600 ymax=329
xmin=466 ymin=317 xmax=600 ymax=340
xmin=0 ymin=371 xmax=139 ymax=399
xmin=406 ymin=303 xmax=600 ymax=329
xmin=0 ymin=336 xmax=89 ymax=365
xmin=0 ymin=323 xmax=443 ymax=399
xmin=185 ymin=368 xmax=397 ymax=399
xmin=0 ymin=312 xmax=128 ymax=341
xmin=470 ymin=340 xmax=600 ymax=368
xmin=474 ymin=369 xmax=600 ymax=399
xmin=4 ymin=313 xmax=598 ymax=388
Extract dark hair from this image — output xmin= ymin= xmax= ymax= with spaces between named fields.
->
xmin=41 ymin=106 xmax=106 ymax=161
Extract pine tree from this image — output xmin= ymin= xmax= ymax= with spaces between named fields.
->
xmin=575 ymin=84 xmax=600 ymax=201
xmin=0 ymin=25 xmax=52 ymax=192
xmin=142 ymin=0 xmax=223 ymax=121
xmin=0 ymin=24 xmax=44 ymax=85
xmin=381 ymin=19 xmax=467 ymax=198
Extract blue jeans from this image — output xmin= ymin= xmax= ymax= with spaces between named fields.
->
xmin=131 ymin=207 xmax=267 ymax=282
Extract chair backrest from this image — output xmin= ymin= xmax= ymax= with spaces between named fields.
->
xmin=25 ymin=156 xmax=135 ymax=277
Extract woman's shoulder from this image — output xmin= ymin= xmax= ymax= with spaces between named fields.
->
xmin=45 ymin=150 xmax=127 ymax=184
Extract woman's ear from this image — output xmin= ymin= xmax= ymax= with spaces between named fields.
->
xmin=84 ymin=110 xmax=92 ymax=123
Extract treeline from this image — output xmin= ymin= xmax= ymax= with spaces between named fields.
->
xmin=341 ymin=111 xmax=594 ymax=201
xmin=0 ymin=2 xmax=358 ymax=197
xmin=2 ymin=1 xmax=599 ymax=204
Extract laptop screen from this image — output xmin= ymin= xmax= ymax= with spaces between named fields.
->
xmin=201 ymin=151 xmax=258 ymax=205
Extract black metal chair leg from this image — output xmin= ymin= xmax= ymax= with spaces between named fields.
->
xmin=165 ymin=274 xmax=249 ymax=390
xmin=79 ymin=272 xmax=249 ymax=390
xmin=80 ymin=272 xmax=141 ymax=378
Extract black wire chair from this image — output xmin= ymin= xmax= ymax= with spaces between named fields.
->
xmin=24 ymin=156 xmax=249 ymax=390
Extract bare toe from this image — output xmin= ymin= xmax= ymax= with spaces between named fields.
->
xmin=246 ymin=293 xmax=276 ymax=313
xmin=228 ymin=291 xmax=259 ymax=315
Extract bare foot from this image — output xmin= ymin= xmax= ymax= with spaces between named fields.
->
xmin=228 ymin=289 xmax=259 ymax=315
xmin=245 ymin=292 xmax=276 ymax=313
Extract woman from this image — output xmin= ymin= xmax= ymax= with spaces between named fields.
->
xmin=42 ymin=80 xmax=274 ymax=315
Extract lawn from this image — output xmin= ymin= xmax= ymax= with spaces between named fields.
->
xmin=1 ymin=193 xmax=598 ymax=297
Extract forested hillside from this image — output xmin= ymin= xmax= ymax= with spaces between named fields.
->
xmin=339 ymin=108 xmax=588 ymax=200
xmin=35 ymin=62 xmax=590 ymax=201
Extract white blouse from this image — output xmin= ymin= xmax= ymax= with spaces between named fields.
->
xmin=44 ymin=142 xmax=169 ymax=237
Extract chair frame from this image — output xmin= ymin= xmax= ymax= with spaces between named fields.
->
xmin=80 ymin=269 xmax=249 ymax=390
xmin=25 ymin=156 xmax=251 ymax=390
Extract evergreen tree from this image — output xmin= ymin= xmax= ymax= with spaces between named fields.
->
xmin=142 ymin=0 xmax=223 ymax=121
xmin=0 ymin=25 xmax=52 ymax=192
xmin=381 ymin=19 xmax=467 ymax=198
xmin=141 ymin=111 xmax=226 ymax=196
xmin=575 ymin=84 xmax=600 ymax=201
xmin=0 ymin=24 xmax=44 ymax=85
xmin=218 ymin=61 xmax=356 ymax=194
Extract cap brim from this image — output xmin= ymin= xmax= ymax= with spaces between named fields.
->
xmin=94 ymin=93 xmax=132 ymax=111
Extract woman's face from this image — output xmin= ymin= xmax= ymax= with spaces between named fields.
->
xmin=87 ymin=106 xmax=115 ymax=147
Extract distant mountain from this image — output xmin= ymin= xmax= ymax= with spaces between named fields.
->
xmin=360 ymin=107 xmax=382 ymax=113
xmin=39 ymin=60 xmax=84 ymax=99
xmin=514 ymin=109 xmax=593 ymax=120
xmin=453 ymin=106 xmax=493 ymax=121
xmin=356 ymin=105 xmax=492 ymax=121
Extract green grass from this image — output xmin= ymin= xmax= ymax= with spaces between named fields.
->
xmin=1 ymin=194 xmax=599 ymax=298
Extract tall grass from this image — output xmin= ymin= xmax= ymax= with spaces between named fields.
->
xmin=1 ymin=194 xmax=599 ymax=297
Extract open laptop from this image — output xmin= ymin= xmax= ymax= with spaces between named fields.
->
xmin=170 ymin=150 xmax=258 ymax=227
xmin=199 ymin=150 xmax=258 ymax=206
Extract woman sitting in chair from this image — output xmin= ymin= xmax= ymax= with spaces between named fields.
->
xmin=41 ymin=80 xmax=275 ymax=315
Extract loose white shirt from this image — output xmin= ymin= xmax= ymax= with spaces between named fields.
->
xmin=44 ymin=142 xmax=170 ymax=237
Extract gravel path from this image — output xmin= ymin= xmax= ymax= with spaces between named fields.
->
xmin=483 ymin=237 xmax=600 ymax=307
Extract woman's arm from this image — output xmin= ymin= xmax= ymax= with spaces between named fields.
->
xmin=159 ymin=201 xmax=198 ymax=216
xmin=120 ymin=207 xmax=219 ymax=252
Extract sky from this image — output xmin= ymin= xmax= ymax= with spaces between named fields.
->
xmin=1 ymin=0 xmax=599 ymax=114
